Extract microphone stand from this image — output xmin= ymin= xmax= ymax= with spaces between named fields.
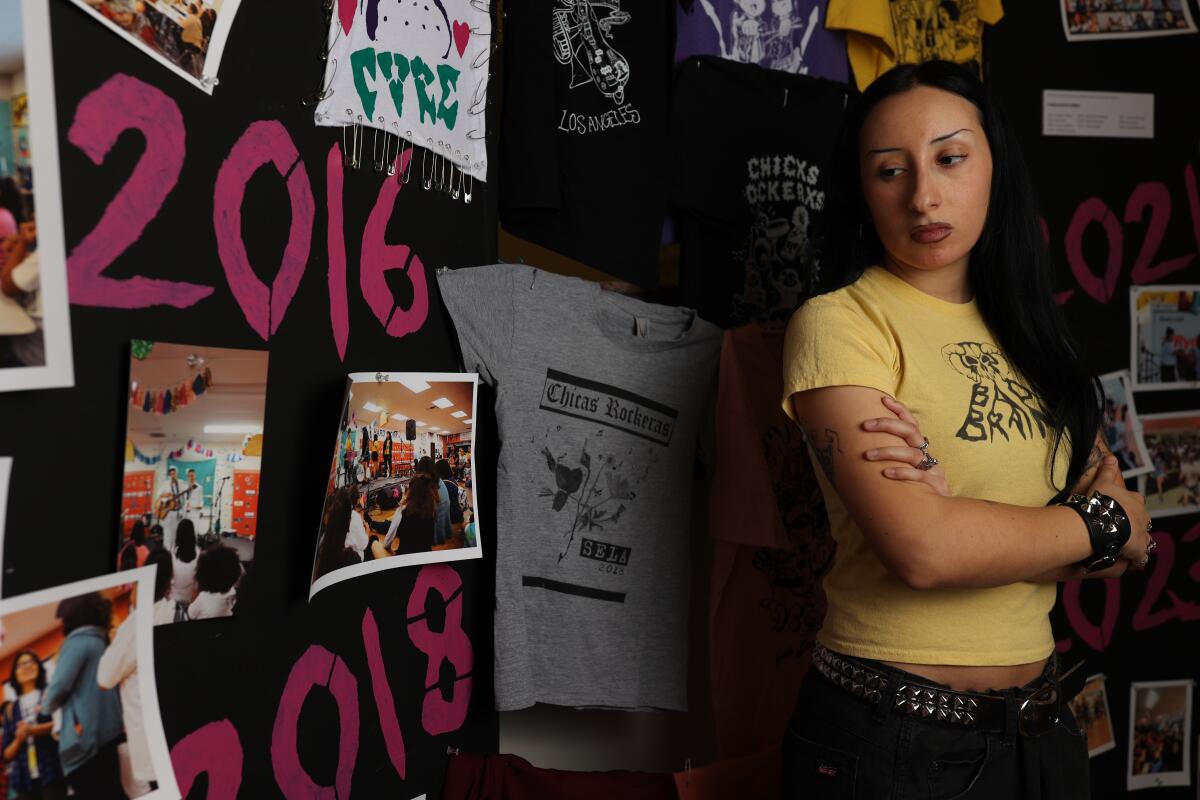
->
xmin=207 ymin=476 xmax=231 ymax=545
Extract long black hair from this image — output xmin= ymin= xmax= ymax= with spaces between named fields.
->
xmin=146 ymin=549 xmax=174 ymax=601
xmin=175 ymin=518 xmax=197 ymax=563
xmin=819 ymin=60 xmax=1101 ymax=499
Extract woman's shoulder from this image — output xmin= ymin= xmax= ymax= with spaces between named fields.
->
xmin=787 ymin=275 xmax=891 ymax=338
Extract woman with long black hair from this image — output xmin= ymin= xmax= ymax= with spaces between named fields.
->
xmin=780 ymin=61 xmax=1153 ymax=797
xmin=2 ymin=650 xmax=66 ymax=800
xmin=171 ymin=518 xmax=200 ymax=621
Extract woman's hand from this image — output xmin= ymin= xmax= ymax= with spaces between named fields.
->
xmin=1086 ymin=455 xmax=1153 ymax=569
xmin=863 ymin=396 xmax=950 ymax=496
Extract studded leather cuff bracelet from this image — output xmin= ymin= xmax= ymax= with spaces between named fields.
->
xmin=1058 ymin=490 xmax=1131 ymax=573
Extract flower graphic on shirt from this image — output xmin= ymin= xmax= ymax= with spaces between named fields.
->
xmin=538 ymin=438 xmax=639 ymax=561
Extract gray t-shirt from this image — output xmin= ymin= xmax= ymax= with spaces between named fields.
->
xmin=438 ymin=265 xmax=720 ymax=711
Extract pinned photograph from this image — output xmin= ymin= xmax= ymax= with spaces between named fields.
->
xmin=120 ymin=341 xmax=267 ymax=622
xmin=1130 ymin=286 xmax=1200 ymax=392
xmin=0 ymin=567 xmax=180 ymax=798
xmin=1138 ymin=411 xmax=1200 ymax=519
xmin=1061 ymin=0 xmax=1198 ymax=41
xmin=1099 ymin=370 xmax=1154 ymax=478
xmin=0 ymin=0 xmax=74 ymax=392
xmin=1127 ymin=679 xmax=1193 ymax=790
xmin=310 ymin=373 xmax=482 ymax=599
xmin=63 ymin=0 xmax=243 ymax=94
xmin=1069 ymin=674 xmax=1117 ymax=757
xmin=0 ymin=457 xmax=10 ymax=596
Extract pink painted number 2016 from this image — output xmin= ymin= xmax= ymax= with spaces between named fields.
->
xmin=66 ymin=74 xmax=428 ymax=358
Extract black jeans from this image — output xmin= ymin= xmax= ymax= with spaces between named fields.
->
xmin=781 ymin=658 xmax=1090 ymax=799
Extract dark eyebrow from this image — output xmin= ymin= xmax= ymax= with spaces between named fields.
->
xmin=866 ymin=129 xmax=972 ymax=155
xmin=931 ymin=128 xmax=970 ymax=143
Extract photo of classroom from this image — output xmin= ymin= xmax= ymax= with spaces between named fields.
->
xmin=119 ymin=342 xmax=266 ymax=622
xmin=311 ymin=374 xmax=479 ymax=592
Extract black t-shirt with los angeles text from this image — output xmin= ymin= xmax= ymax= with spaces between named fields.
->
xmin=500 ymin=0 xmax=672 ymax=288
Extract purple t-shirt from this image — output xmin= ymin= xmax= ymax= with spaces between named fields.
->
xmin=676 ymin=0 xmax=849 ymax=83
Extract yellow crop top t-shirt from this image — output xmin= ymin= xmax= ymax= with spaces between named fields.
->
xmin=781 ymin=266 xmax=1066 ymax=666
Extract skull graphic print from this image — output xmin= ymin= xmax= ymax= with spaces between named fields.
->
xmin=941 ymin=341 xmax=1050 ymax=443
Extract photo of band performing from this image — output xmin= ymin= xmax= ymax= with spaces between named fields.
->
xmin=118 ymin=341 xmax=266 ymax=623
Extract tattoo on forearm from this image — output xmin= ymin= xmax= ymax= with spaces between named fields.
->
xmin=798 ymin=416 xmax=844 ymax=482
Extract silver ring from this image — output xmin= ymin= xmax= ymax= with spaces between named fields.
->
xmin=917 ymin=453 xmax=938 ymax=471
xmin=1146 ymin=538 xmax=1158 ymax=554
xmin=1136 ymin=557 xmax=1149 ymax=568
xmin=918 ymin=437 xmax=930 ymax=452
xmin=1146 ymin=520 xmax=1153 ymax=532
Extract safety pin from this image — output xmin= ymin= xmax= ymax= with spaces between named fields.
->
xmin=373 ymin=116 xmax=388 ymax=172
xmin=321 ymin=22 xmax=341 ymax=61
xmin=386 ymin=122 xmax=400 ymax=176
xmin=341 ymin=113 xmax=355 ymax=167
xmin=301 ymin=58 xmax=337 ymax=105
xmin=463 ymin=173 xmax=473 ymax=204
xmin=424 ymin=146 xmax=439 ymax=191
xmin=400 ymin=130 xmax=415 ymax=183
xmin=352 ymin=115 xmax=365 ymax=170
xmin=450 ymin=162 xmax=462 ymax=200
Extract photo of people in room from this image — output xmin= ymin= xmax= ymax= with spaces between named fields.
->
xmin=0 ymin=569 xmax=178 ymax=799
xmin=118 ymin=341 xmax=266 ymax=622
xmin=1138 ymin=411 xmax=1200 ymax=519
xmin=310 ymin=373 xmax=481 ymax=597
xmin=1098 ymin=370 xmax=1153 ymax=478
xmin=1 ymin=0 xmax=72 ymax=390
xmin=66 ymin=0 xmax=242 ymax=91
xmin=1127 ymin=680 xmax=1192 ymax=790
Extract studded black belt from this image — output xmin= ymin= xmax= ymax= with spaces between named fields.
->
xmin=811 ymin=642 xmax=1063 ymax=737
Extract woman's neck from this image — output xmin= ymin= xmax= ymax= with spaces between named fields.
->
xmin=18 ymin=681 xmax=35 ymax=695
xmin=880 ymin=252 xmax=973 ymax=304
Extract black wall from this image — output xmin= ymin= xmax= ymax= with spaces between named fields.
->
xmin=991 ymin=5 xmax=1200 ymax=797
xmin=2 ymin=0 xmax=501 ymax=795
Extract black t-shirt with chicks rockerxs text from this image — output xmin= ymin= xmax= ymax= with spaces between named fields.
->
xmin=671 ymin=56 xmax=848 ymax=328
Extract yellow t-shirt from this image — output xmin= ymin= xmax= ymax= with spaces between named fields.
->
xmin=781 ymin=266 xmax=1064 ymax=665
xmin=827 ymin=0 xmax=1004 ymax=92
